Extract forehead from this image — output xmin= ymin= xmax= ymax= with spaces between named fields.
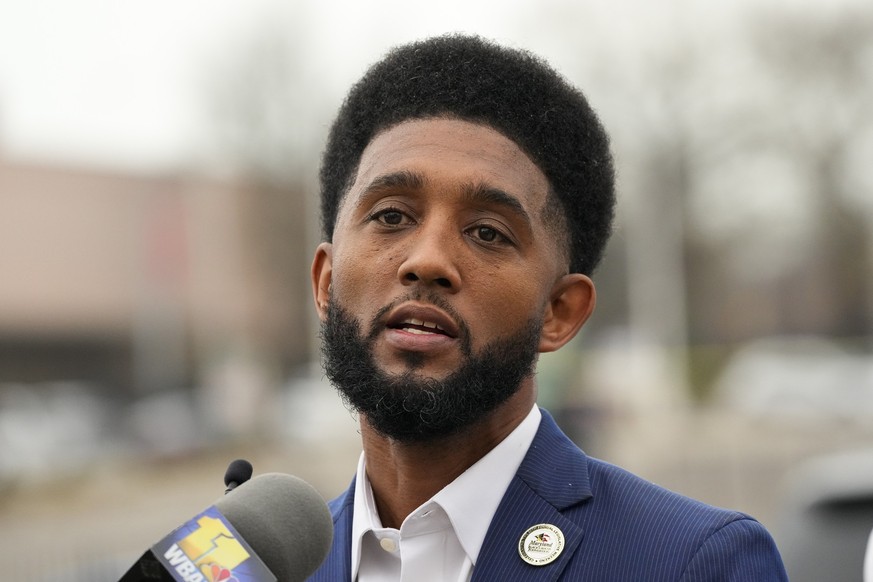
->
xmin=342 ymin=118 xmax=551 ymax=217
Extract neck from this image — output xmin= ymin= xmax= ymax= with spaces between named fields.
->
xmin=361 ymin=384 xmax=535 ymax=529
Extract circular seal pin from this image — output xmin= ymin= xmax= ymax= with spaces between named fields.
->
xmin=518 ymin=523 xmax=565 ymax=566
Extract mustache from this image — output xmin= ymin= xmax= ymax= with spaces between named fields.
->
xmin=366 ymin=290 xmax=472 ymax=356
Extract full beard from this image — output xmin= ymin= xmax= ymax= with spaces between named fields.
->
xmin=320 ymin=295 xmax=543 ymax=443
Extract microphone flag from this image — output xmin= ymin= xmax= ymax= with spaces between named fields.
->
xmin=120 ymin=505 xmax=276 ymax=582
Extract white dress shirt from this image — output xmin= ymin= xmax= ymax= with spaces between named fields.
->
xmin=350 ymin=405 xmax=542 ymax=582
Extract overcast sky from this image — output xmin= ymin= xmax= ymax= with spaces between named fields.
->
xmin=0 ymin=0 xmax=856 ymax=173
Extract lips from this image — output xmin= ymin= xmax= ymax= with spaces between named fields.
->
xmin=396 ymin=318 xmax=447 ymax=335
xmin=384 ymin=304 xmax=460 ymax=339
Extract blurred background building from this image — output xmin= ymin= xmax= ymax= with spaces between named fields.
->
xmin=1 ymin=0 xmax=872 ymax=580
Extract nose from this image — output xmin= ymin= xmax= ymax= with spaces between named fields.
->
xmin=397 ymin=223 xmax=462 ymax=291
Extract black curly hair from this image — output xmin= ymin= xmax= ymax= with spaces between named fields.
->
xmin=319 ymin=34 xmax=615 ymax=275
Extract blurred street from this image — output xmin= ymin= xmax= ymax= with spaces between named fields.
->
xmin=2 ymin=394 xmax=872 ymax=581
xmin=0 ymin=420 xmax=361 ymax=581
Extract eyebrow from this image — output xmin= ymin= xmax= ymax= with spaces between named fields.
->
xmin=355 ymin=170 xmax=533 ymax=228
xmin=460 ymin=182 xmax=533 ymax=228
xmin=359 ymin=170 xmax=425 ymax=199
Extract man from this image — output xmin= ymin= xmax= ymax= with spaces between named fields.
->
xmin=307 ymin=34 xmax=787 ymax=581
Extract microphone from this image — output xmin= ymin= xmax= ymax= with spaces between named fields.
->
xmin=224 ymin=459 xmax=253 ymax=493
xmin=119 ymin=473 xmax=333 ymax=582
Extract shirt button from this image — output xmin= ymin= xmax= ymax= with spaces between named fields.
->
xmin=379 ymin=538 xmax=398 ymax=553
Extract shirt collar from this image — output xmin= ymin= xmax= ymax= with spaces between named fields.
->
xmin=433 ymin=405 xmax=541 ymax=564
xmin=350 ymin=405 xmax=541 ymax=575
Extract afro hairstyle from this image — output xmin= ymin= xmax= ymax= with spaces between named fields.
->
xmin=319 ymin=34 xmax=616 ymax=275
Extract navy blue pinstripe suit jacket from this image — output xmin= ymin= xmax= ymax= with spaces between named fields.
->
xmin=307 ymin=409 xmax=788 ymax=581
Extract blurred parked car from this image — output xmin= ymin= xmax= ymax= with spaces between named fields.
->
xmin=776 ymin=448 xmax=873 ymax=582
xmin=0 ymin=382 xmax=112 ymax=484
xmin=712 ymin=335 xmax=873 ymax=423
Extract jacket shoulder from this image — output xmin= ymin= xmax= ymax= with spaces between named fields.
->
xmin=565 ymin=456 xmax=787 ymax=580
xmin=585 ymin=455 xmax=749 ymax=526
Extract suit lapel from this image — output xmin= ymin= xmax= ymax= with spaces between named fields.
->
xmin=472 ymin=479 xmax=584 ymax=581
xmin=311 ymin=411 xmax=592 ymax=582
xmin=472 ymin=410 xmax=593 ymax=582
xmin=307 ymin=479 xmax=355 ymax=581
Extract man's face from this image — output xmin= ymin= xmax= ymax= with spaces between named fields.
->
xmin=312 ymin=118 xmax=592 ymax=439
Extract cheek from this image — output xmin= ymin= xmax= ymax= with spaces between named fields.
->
xmin=331 ymin=245 xmax=394 ymax=301
xmin=469 ymin=269 xmax=546 ymax=329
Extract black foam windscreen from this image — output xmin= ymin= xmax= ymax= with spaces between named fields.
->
xmin=214 ymin=473 xmax=333 ymax=581
xmin=224 ymin=459 xmax=254 ymax=491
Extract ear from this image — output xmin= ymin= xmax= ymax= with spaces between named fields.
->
xmin=311 ymin=242 xmax=333 ymax=322
xmin=539 ymin=274 xmax=596 ymax=353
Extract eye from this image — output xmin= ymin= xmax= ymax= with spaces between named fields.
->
xmin=368 ymin=207 xmax=409 ymax=226
xmin=476 ymin=226 xmax=499 ymax=242
xmin=468 ymin=224 xmax=512 ymax=246
xmin=379 ymin=210 xmax=403 ymax=225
